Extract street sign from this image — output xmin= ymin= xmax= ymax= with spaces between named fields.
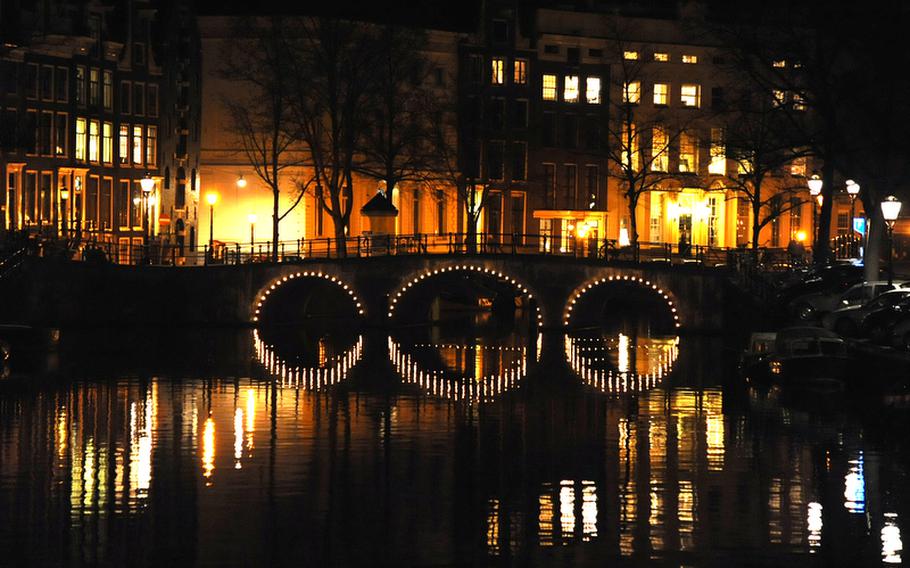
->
xmin=853 ymin=217 xmax=866 ymax=235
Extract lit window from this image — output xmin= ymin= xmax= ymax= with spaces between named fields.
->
xmin=653 ymin=83 xmax=669 ymax=105
xmin=75 ymin=117 xmax=86 ymax=161
xmin=790 ymin=155 xmax=807 ymax=176
xmin=772 ymin=59 xmax=786 ymax=68
xmin=709 ymin=128 xmax=725 ymax=175
xmin=491 ymin=58 xmax=505 ymax=85
xmin=564 ymin=75 xmax=579 ymax=102
xmin=680 ymin=84 xmax=700 ymax=107
xmin=132 ymin=125 xmax=142 ymax=165
xmin=623 ymin=51 xmax=639 ymax=60
xmin=772 ymin=89 xmax=786 ymax=107
xmin=679 ymin=131 xmax=697 ymax=173
xmin=102 ymin=122 xmax=112 ymax=163
xmin=651 ymin=125 xmax=668 ymax=172
xmin=621 ymin=122 xmax=639 ymax=171
xmin=88 ymin=120 xmax=99 ymax=162
xmin=146 ymin=126 xmax=157 ymax=165
xmin=585 ymin=77 xmax=601 ymax=104
xmin=793 ymin=92 xmax=806 ymax=111
xmin=622 ymin=81 xmax=640 ymax=104
xmin=653 ymin=52 xmax=669 ymax=62
xmin=514 ymin=59 xmax=527 ymax=85
xmin=118 ymin=125 xmax=129 ymax=164
xmin=682 ymin=54 xmax=698 ymax=64
xmin=542 ymin=74 xmax=557 ymax=101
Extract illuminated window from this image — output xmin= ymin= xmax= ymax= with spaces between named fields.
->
xmin=88 ymin=120 xmax=100 ymax=162
xmin=679 ymin=131 xmax=697 ymax=173
xmin=790 ymin=155 xmax=807 ymax=176
xmin=102 ymin=122 xmax=112 ymax=163
xmin=772 ymin=89 xmax=786 ymax=107
xmin=653 ymin=52 xmax=669 ymax=62
xmin=491 ymin=58 xmax=505 ymax=85
xmin=680 ymin=84 xmax=700 ymax=107
xmin=146 ymin=126 xmax=157 ymax=166
xmin=651 ymin=125 xmax=668 ymax=171
xmin=623 ymin=51 xmax=639 ymax=60
xmin=709 ymin=128 xmax=725 ymax=175
xmin=682 ymin=54 xmax=698 ymax=64
xmin=621 ymin=122 xmax=639 ymax=171
xmin=132 ymin=125 xmax=142 ymax=165
xmin=772 ymin=59 xmax=786 ymax=68
xmin=514 ymin=59 xmax=527 ymax=85
xmin=585 ymin=77 xmax=601 ymax=104
xmin=118 ymin=124 xmax=129 ymax=164
xmin=542 ymin=74 xmax=557 ymax=101
xmin=793 ymin=92 xmax=806 ymax=111
xmin=653 ymin=83 xmax=668 ymax=105
xmin=564 ymin=75 xmax=579 ymax=102
xmin=75 ymin=117 xmax=86 ymax=161
xmin=622 ymin=81 xmax=640 ymax=104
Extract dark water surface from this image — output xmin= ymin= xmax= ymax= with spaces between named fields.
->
xmin=0 ymin=324 xmax=907 ymax=567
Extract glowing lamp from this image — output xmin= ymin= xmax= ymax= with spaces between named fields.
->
xmin=881 ymin=196 xmax=902 ymax=228
xmin=140 ymin=173 xmax=155 ymax=194
xmin=60 ymin=189 xmax=70 ymax=200
xmin=796 ymin=230 xmax=807 ymax=242
xmin=816 ymin=194 xmax=824 ymax=208
xmin=206 ymin=192 xmax=219 ymax=206
xmin=248 ymin=213 xmax=257 ymax=224
xmin=132 ymin=196 xmax=141 ymax=206
xmin=808 ymin=174 xmax=823 ymax=196
xmin=846 ymin=179 xmax=860 ymax=197
xmin=236 ymin=174 xmax=247 ymax=189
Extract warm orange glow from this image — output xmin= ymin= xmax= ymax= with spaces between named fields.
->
xmin=202 ymin=415 xmax=215 ymax=484
xmin=796 ymin=230 xmax=807 ymax=242
xmin=205 ymin=191 xmax=219 ymax=206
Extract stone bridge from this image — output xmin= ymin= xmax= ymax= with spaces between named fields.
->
xmin=10 ymin=254 xmax=732 ymax=331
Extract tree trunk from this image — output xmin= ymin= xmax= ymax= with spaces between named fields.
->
xmin=627 ymin=193 xmax=639 ymax=245
xmin=333 ymin=218 xmax=347 ymax=258
xmin=751 ymin=198 xmax=761 ymax=251
xmin=864 ymin=201 xmax=884 ymax=282
xmin=466 ymin=212 xmax=478 ymax=254
xmin=271 ymin=188 xmax=280 ymax=262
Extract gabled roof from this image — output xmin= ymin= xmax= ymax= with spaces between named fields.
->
xmin=360 ymin=191 xmax=399 ymax=215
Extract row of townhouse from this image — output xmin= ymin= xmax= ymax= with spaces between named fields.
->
xmin=0 ymin=0 xmax=201 ymax=263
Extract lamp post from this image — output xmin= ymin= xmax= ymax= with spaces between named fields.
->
xmin=205 ymin=191 xmax=218 ymax=261
xmin=140 ymin=174 xmax=155 ymax=241
xmin=808 ymin=174 xmax=823 ymax=254
xmin=248 ymin=213 xmax=256 ymax=249
xmin=59 ymin=187 xmax=70 ymax=238
xmin=881 ymin=195 xmax=902 ymax=286
xmin=846 ymin=179 xmax=860 ymax=223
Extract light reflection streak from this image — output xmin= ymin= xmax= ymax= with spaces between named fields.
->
xmin=560 ymin=480 xmax=575 ymax=542
xmin=245 ymin=388 xmax=255 ymax=455
xmin=202 ymin=415 xmax=215 ymax=486
xmin=581 ymin=481 xmax=597 ymax=541
xmin=807 ymin=502 xmax=822 ymax=551
xmin=565 ymin=335 xmax=679 ymax=394
xmin=388 ymin=338 xmax=528 ymax=403
xmin=486 ymin=499 xmax=500 ymax=556
xmin=844 ymin=451 xmax=865 ymax=514
xmin=253 ymin=330 xmax=363 ymax=390
xmin=539 ymin=490 xmax=555 ymax=547
xmin=234 ymin=407 xmax=244 ymax=469
xmin=883 ymin=513 xmax=902 ymax=564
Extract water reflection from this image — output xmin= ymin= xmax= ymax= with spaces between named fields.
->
xmin=253 ymin=329 xmax=363 ymax=389
xmin=883 ymin=513 xmax=902 ymax=564
xmin=844 ymin=451 xmax=865 ymax=514
xmin=388 ymin=338 xmax=528 ymax=403
xmin=566 ymin=332 xmax=679 ymax=394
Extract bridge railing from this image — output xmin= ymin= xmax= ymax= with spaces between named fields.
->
xmin=6 ymin=230 xmax=791 ymax=272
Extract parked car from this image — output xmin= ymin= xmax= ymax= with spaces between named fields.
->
xmin=775 ymin=263 xmax=864 ymax=307
xmin=887 ymin=315 xmax=910 ymax=351
xmin=822 ymin=289 xmax=910 ymax=337
xmin=789 ymin=281 xmax=906 ymax=322
xmin=860 ymin=295 xmax=910 ymax=343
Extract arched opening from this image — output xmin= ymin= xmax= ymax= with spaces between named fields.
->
xmin=253 ymin=272 xmax=363 ymax=326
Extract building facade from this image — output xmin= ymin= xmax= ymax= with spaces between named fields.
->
xmin=0 ymin=0 xmax=201 ymax=264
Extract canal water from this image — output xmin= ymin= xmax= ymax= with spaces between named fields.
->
xmin=0 ymin=319 xmax=907 ymax=566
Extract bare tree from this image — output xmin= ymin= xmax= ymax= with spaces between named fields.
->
xmin=220 ymin=17 xmax=312 ymax=261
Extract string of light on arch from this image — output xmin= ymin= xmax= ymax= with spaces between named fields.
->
xmin=388 ymin=337 xmax=530 ymax=404
xmin=564 ymin=275 xmax=680 ymax=328
xmin=565 ymin=334 xmax=679 ymax=395
xmin=252 ymin=270 xmax=364 ymax=323
xmin=253 ymin=329 xmax=363 ymax=390
xmin=386 ymin=264 xmax=543 ymax=326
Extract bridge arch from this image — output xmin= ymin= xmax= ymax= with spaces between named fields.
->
xmin=564 ymin=274 xmax=681 ymax=329
xmin=386 ymin=263 xmax=543 ymax=326
xmin=253 ymin=329 xmax=363 ymax=389
xmin=252 ymin=270 xmax=364 ymax=323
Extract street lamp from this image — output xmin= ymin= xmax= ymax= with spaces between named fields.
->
xmin=205 ymin=191 xmax=219 ymax=260
xmin=60 ymin=187 xmax=70 ymax=237
xmin=808 ymin=174 xmax=823 ymax=251
xmin=236 ymin=174 xmax=247 ymax=189
xmin=881 ymin=195 xmax=902 ymax=285
xmin=140 ymin=174 xmax=155 ymax=241
xmin=846 ymin=179 xmax=860 ymax=221
xmin=248 ymin=213 xmax=257 ymax=248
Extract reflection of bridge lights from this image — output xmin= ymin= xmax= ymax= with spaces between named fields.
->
xmin=564 ymin=275 xmax=681 ymax=328
xmin=252 ymin=271 xmax=364 ymax=323
xmin=253 ymin=330 xmax=363 ymax=390
xmin=807 ymin=502 xmax=823 ymax=551
xmin=844 ymin=452 xmax=865 ymax=514
xmin=535 ymin=480 xmax=599 ymax=547
xmin=388 ymin=338 xmax=527 ymax=403
xmin=883 ymin=513 xmax=902 ymax=564
xmin=565 ymin=335 xmax=679 ymax=394
xmin=386 ymin=265 xmax=542 ymax=326
xmin=202 ymin=415 xmax=215 ymax=485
